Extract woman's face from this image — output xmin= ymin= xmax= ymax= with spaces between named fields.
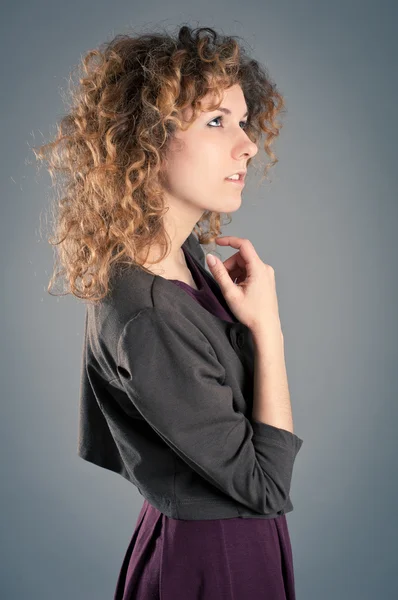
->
xmin=161 ymin=84 xmax=258 ymax=217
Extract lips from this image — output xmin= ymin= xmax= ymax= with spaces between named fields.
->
xmin=225 ymin=175 xmax=245 ymax=186
xmin=225 ymin=173 xmax=245 ymax=181
xmin=226 ymin=168 xmax=246 ymax=180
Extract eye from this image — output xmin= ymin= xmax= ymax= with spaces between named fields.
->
xmin=207 ymin=115 xmax=249 ymax=130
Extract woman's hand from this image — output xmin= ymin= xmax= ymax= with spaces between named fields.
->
xmin=206 ymin=236 xmax=283 ymax=336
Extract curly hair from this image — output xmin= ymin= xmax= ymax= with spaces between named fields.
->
xmin=33 ymin=24 xmax=286 ymax=304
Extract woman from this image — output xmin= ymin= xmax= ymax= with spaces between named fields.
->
xmin=34 ymin=24 xmax=304 ymax=600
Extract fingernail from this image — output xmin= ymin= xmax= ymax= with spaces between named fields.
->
xmin=207 ymin=253 xmax=216 ymax=266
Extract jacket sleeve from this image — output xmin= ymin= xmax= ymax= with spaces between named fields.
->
xmin=117 ymin=306 xmax=303 ymax=515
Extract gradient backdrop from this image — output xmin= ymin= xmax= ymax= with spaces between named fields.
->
xmin=1 ymin=1 xmax=397 ymax=598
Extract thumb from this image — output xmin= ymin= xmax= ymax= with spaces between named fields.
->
xmin=206 ymin=253 xmax=235 ymax=295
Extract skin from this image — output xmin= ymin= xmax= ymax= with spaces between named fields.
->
xmin=141 ymin=83 xmax=258 ymax=281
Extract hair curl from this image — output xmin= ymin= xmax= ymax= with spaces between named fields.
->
xmin=33 ymin=24 xmax=286 ymax=304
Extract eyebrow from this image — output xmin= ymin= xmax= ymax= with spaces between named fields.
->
xmin=211 ymin=106 xmax=249 ymax=118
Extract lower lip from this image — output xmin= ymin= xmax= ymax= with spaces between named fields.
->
xmin=225 ymin=177 xmax=245 ymax=186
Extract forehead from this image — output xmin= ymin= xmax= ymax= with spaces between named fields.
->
xmin=182 ymin=84 xmax=246 ymax=120
xmin=201 ymin=84 xmax=245 ymax=109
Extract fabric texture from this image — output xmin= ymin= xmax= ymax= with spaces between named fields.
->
xmin=77 ymin=232 xmax=303 ymax=520
xmin=113 ymin=244 xmax=298 ymax=599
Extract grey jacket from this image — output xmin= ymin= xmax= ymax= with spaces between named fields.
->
xmin=77 ymin=232 xmax=303 ymax=520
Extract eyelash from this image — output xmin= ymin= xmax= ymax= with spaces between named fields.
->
xmin=207 ymin=115 xmax=249 ymax=130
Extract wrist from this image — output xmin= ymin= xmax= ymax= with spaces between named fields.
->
xmin=249 ymin=318 xmax=283 ymax=341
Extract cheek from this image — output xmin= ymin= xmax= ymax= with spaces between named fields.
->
xmin=163 ymin=133 xmax=224 ymax=189
xmin=169 ymin=150 xmax=214 ymax=184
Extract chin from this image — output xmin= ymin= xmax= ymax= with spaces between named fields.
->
xmin=224 ymin=195 xmax=243 ymax=212
xmin=200 ymin=192 xmax=242 ymax=214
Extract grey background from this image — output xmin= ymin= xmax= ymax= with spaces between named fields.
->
xmin=1 ymin=1 xmax=397 ymax=598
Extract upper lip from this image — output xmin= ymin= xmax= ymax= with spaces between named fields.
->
xmin=225 ymin=170 xmax=247 ymax=180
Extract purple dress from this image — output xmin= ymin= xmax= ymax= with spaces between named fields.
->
xmin=114 ymin=245 xmax=298 ymax=600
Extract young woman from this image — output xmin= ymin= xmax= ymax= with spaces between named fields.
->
xmin=34 ymin=24 xmax=303 ymax=600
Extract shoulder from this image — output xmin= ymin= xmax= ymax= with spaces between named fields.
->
xmin=118 ymin=304 xmax=215 ymax=356
xmin=87 ymin=259 xmax=208 ymax=351
xmin=104 ymin=231 xmax=206 ymax=320
xmin=84 ymin=233 xmax=212 ymax=356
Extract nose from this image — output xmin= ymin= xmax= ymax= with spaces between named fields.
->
xmin=234 ymin=131 xmax=258 ymax=161
xmin=245 ymin=138 xmax=258 ymax=159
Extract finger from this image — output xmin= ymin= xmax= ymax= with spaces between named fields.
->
xmin=215 ymin=237 xmax=257 ymax=276
xmin=222 ymin=252 xmax=244 ymax=273
xmin=206 ymin=253 xmax=238 ymax=296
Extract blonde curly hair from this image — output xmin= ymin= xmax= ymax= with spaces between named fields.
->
xmin=33 ymin=24 xmax=286 ymax=304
